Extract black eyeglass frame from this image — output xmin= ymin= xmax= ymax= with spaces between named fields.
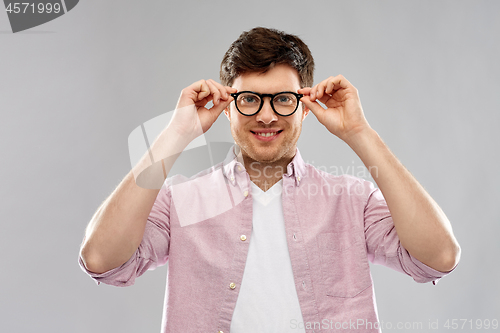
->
xmin=230 ymin=91 xmax=304 ymax=117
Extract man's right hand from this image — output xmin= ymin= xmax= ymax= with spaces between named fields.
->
xmin=79 ymin=80 xmax=236 ymax=274
xmin=168 ymin=79 xmax=236 ymax=138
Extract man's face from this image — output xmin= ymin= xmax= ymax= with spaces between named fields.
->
xmin=225 ymin=64 xmax=309 ymax=165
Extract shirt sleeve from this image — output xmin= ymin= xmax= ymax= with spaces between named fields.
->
xmin=78 ymin=183 xmax=172 ymax=287
xmin=362 ymin=182 xmax=456 ymax=285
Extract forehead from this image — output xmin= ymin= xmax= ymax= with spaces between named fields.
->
xmin=232 ymin=64 xmax=301 ymax=93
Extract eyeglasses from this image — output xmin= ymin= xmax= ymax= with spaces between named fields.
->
xmin=230 ymin=91 xmax=303 ymax=117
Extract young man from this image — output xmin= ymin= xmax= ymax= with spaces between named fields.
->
xmin=79 ymin=27 xmax=460 ymax=333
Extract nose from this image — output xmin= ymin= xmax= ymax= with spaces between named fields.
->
xmin=255 ymin=98 xmax=278 ymax=124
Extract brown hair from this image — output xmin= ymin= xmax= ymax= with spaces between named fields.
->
xmin=220 ymin=27 xmax=315 ymax=88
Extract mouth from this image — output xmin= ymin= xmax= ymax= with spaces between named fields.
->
xmin=250 ymin=129 xmax=283 ymax=141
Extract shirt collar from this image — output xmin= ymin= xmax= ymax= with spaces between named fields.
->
xmin=222 ymin=145 xmax=305 ymax=186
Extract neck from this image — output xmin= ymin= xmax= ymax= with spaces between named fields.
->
xmin=242 ymin=154 xmax=293 ymax=192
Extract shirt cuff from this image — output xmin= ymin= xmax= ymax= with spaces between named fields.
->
xmin=78 ymin=253 xmax=138 ymax=287
xmin=408 ymin=251 xmax=458 ymax=285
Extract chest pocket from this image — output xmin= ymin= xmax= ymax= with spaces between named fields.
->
xmin=317 ymin=232 xmax=372 ymax=298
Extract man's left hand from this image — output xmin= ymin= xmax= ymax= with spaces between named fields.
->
xmin=298 ymin=75 xmax=371 ymax=144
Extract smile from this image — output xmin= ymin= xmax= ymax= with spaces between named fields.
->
xmin=257 ymin=132 xmax=278 ymax=137
xmin=250 ymin=130 xmax=283 ymax=141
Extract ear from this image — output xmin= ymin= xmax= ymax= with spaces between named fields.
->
xmin=224 ymin=105 xmax=231 ymax=121
xmin=301 ymin=103 xmax=310 ymax=121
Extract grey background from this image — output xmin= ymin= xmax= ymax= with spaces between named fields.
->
xmin=1 ymin=1 xmax=499 ymax=332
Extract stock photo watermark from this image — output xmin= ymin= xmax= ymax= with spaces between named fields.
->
xmin=3 ymin=0 xmax=79 ymax=33
xmin=127 ymin=106 xmax=381 ymax=227
xmin=127 ymin=106 xmax=378 ymax=190
xmin=290 ymin=318 xmax=499 ymax=331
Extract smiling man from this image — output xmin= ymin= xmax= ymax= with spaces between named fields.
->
xmin=79 ymin=27 xmax=460 ymax=333
xmin=227 ymin=64 xmax=308 ymax=191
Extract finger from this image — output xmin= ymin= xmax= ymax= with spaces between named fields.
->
xmin=205 ymin=79 xmax=222 ymax=106
xmin=208 ymin=80 xmax=233 ymax=100
xmin=330 ymin=74 xmax=353 ymax=91
xmin=309 ymin=84 xmax=317 ymax=101
xmin=208 ymin=94 xmax=234 ymax=117
xmin=299 ymin=95 xmax=326 ymax=121
xmin=297 ymin=87 xmax=312 ymax=95
xmin=207 ymin=79 xmax=227 ymax=100
xmin=193 ymin=80 xmax=211 ymax=101
xmin=325 ymin=79 xmax=335 ymax=95
xmin=213 ymin=81 xmax=237 ymax=100
xmin=310 ymin=79 xmax=328 ymax=101
xmin=223 ymin=85 xmax=237 ymax=93
xmin=177 ymin=80 xmax=211 ymax=110
xmin=218 ymin=83 xmax=237 ymax=99
xmin=315 ymin=79 xmax=329 ymax=100
xmin=194 ymin=95 xmax=212 ymax=108
xmin=316 ymin=93 xmax=331 ymax=105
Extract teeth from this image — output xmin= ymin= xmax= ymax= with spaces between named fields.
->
xmin=257 ymin=132 xmax=278 ymax=137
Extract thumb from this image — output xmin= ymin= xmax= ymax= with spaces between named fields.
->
xmin=210 ymin=96 xmax=233 ymax=117
xmin=201 ymin=97 xmax=233 ymax=131
xmin=301 ymin=96 xmax=326 ymax=122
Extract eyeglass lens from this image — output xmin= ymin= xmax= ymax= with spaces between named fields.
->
xmin=236 ymin=92 xmax=298 ymax=115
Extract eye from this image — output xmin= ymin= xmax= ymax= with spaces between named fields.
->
xmin=276 ymin=96 xmax=291 ymax=103
xmin=239 ymin=94 xmax=260 ymax=105
xmin=244 ymin=96 xmax=257 ymax=103
xmin=274 ymin=93 xmax=295 ymax=105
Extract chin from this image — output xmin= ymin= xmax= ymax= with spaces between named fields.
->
xmin=246 ymin=145 xmax=289 ymax=164
xmin=233 ymin=130 xmax=297 ymax=164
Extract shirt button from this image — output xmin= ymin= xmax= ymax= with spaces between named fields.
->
xmin=229 ymin=282 xmax=236 ymax=289
xmin=243 ymin=190 xmax=249 ymax=197
xmin=237 ymin=166 xmax=242 ymax=171
xmin=230 ymin=176 xmax=234 ymax=181
xmin=297 ymin=176 xmax=301 ymax=182
xmin=218 ymin=331 xmax=224 ymax=333
xmin=240 ymin=235 xmax=247 ymax=241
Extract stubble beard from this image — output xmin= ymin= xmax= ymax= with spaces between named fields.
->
xmin=231 ymin=124 xmax=302 ymax=167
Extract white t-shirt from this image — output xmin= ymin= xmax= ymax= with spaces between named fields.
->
xmin=230 ymin=179 xmax=305 ymax=332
